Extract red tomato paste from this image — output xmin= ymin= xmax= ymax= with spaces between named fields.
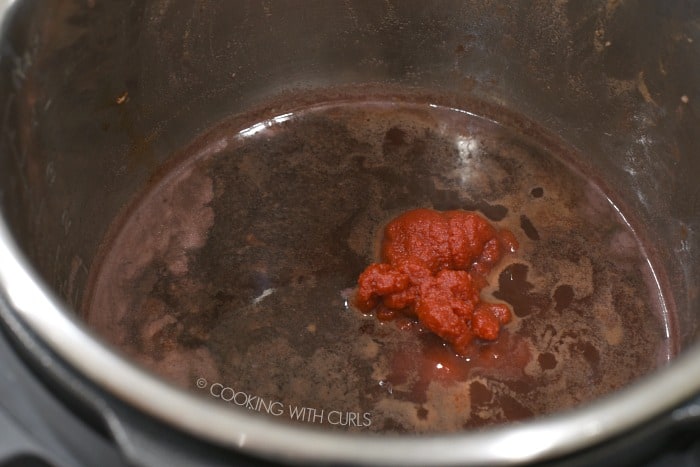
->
xmin=356 ymin=209 xmax=518 ymax=354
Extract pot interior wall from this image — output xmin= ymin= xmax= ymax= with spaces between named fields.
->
xmin=0 ymin=0 xmax=699 ymax=425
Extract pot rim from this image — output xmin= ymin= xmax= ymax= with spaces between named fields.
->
xmin=2 ymin=2 xmax=700 ymax=464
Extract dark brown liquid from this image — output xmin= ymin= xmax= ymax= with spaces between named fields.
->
xmin=83 ymin=100 xmax=675 ymax=433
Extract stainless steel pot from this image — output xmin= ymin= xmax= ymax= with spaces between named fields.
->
xmin=0 ymin=1 xmax=699 ymax=465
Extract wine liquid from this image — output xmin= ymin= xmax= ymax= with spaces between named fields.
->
xmin=84 ymin=100 xmax=675 ymax=433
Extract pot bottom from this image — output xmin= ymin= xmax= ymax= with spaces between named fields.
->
xmin=82 ymin=97 xmax=676 ymax=434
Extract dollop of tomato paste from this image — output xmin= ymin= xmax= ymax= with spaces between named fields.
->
xmin=356 ymin=209 xmax=518 ymax=355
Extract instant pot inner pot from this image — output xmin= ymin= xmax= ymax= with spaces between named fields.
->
xmin=1 ymin=0 xmax=699 ymax=440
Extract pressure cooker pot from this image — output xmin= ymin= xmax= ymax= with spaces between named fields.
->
xmin=0 ymin=1 xmax=699 ymax=465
